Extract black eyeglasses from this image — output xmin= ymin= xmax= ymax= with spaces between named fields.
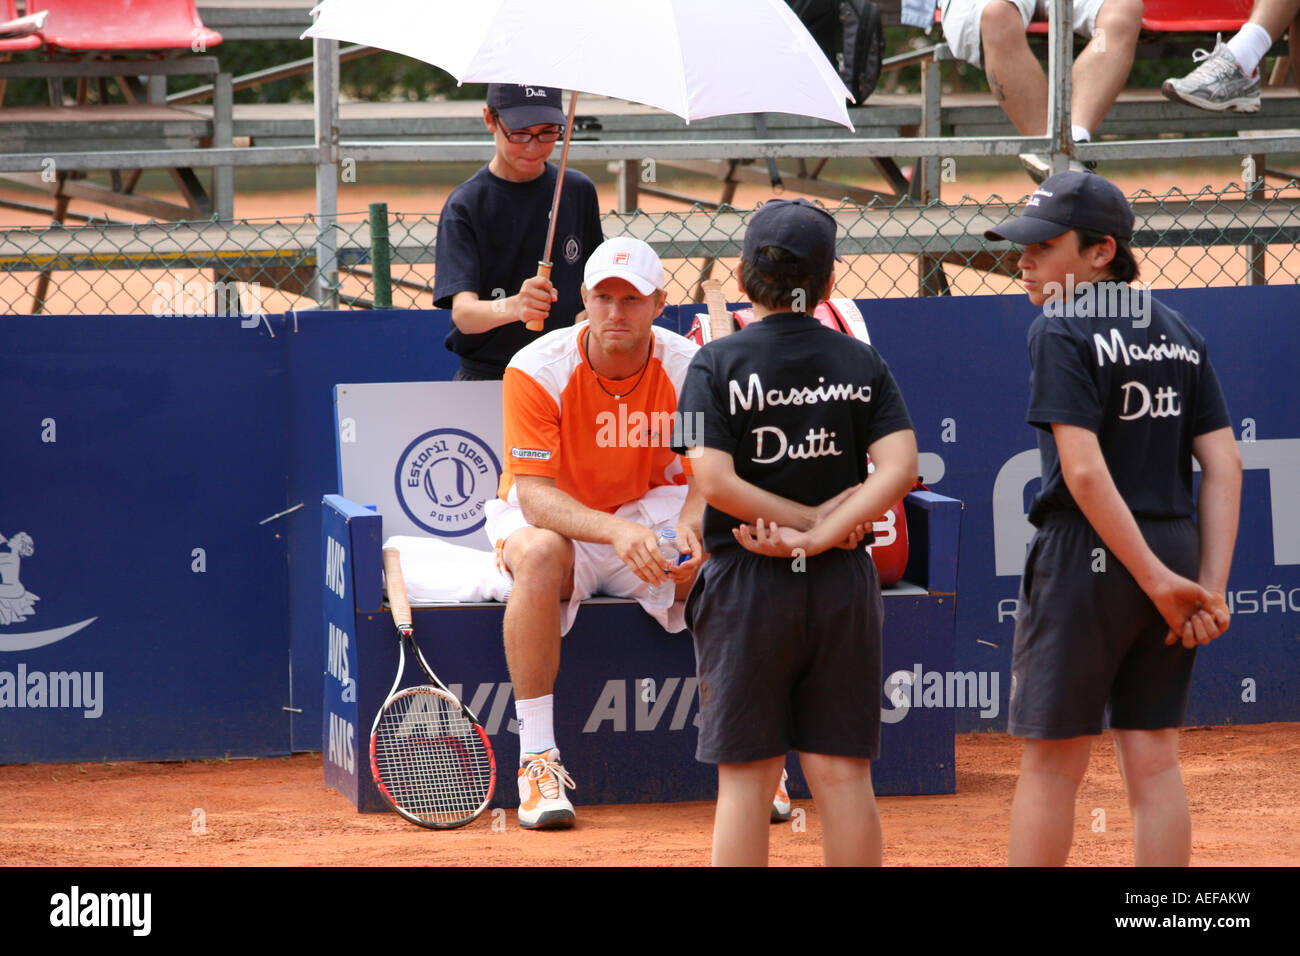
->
xmin=497 ymin=123 xmax=563 ymax=145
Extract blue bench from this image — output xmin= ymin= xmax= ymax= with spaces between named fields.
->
xmin=322 ymin=487 xmax=964 ymax=812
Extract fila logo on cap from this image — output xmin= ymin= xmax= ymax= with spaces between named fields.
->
xmin=613 ymin=253 xmax=630 ymax=265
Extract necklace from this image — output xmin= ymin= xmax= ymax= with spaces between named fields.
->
xmin=583 ymin=329 xmax=653 ymax=400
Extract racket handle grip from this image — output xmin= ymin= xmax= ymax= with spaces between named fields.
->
xmin=526 ymin=262 xmax=552 ymax=332
xmin=382 ymin=547 xmax=413 ymax=634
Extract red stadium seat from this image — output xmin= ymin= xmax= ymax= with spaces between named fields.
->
xmin=1140 ymin=0 xmax=1254 ymax=33
xmin=0 ymin=0 xmax=42 ymax=53
xmin=29 ymin=0 xmax=221 ymax=53
xmin=935 ymin=1 xmax=1254 ymax=35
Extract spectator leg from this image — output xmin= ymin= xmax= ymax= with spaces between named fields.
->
xmin=1290 ymin=4 xmax=1300 ymax=94
xmin=981 ymin=1 xmax=1048 ymax=135
xmin=1071 ymin=0 xmax=1141 ymax=135
xmin=1250 ymin=0 xmax=1300 ymax=41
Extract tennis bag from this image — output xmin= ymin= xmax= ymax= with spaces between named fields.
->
xmin=785 ymin=0 xmax=885 ymax=105
xmin=839 ymin=1 xmax=885 ymax=104
xmin=687 ymin=298 xmax=910 ymax=586
xmin=785 ymin=0 xmax=842 ymax=66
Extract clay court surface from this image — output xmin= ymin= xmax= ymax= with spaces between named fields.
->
xmin=2 ymin=722 xmax=1295 ymax=867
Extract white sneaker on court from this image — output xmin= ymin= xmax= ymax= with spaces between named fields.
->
xmin=771 ymin=768 xmax=792 ymax=824
xmin=517 ymin=748 xmax=577 ymax=830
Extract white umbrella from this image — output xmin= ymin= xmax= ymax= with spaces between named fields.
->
xmin=303 ymin=0 xmax=855 ymax=317
xmin=304 ymin=0 xmax=854 ymax=128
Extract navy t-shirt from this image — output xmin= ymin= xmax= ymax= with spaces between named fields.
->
xmin=1026 ymin=281 xmax=1232 ymax=526
xmin=434 ymin=163 xmax=603 ymax=376
xmin=675 ymin=312 xmax=914 ymax=555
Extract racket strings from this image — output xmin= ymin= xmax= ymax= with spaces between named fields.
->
xmin=373 ymin=688 xmax=493 ymax=825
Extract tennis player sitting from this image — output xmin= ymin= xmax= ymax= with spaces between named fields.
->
xmin=485 ymin=237 xmax=705 ymax=830
xmin=675 ymin=199 xmax=918 ymax=866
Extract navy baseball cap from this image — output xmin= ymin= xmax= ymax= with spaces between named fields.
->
xmin=985 ymin=171 xmax=1135 ymax=244
xmin=486 ymin=83 xmax=567 ymax=129
xmin=743 ymin=198 xmax=843 ymax=274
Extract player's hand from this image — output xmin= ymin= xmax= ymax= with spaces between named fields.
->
xmin=1162 ymin=589 xmax=1231 ymax=649
xmin=669 ymin=521 xmax=704 ymax=582
xmin=1152 ymin=574 xmax=1229 ymax=648
xmin=1203 ymin=590 xmax=1231 ymax=636
xmin=610 ymin=520 xmax=672 ymax=587
xmin=513 ymin=276 xmax=557 ymax=327
xmin=733 ymin=518 xmax=814 ymax=558
xmin=832 ymin=522 xmax=871 ymax=550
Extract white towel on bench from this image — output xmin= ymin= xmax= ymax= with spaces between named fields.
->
xmin=382 ymin=535 xmax=512 ymax=604
xmin=385 ymin=483 xmax=690 ymax=634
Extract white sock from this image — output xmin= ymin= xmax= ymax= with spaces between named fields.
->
xmin=516 ymin=694 xmax=555 ymax=759
xmin=1226 ymin=22 xmax=1271 ymax=76
xmin=1071 ymin=125 xmax=1091 ymax=144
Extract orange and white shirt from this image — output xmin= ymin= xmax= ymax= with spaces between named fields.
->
xmin=499 ymin=322 xmax=698 ymax=512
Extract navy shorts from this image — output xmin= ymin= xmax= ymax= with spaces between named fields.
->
xmin=1009 ymin=512 xmax=1200 ymax=740
xmin=685 ymin=548 xmax=883 ymax=764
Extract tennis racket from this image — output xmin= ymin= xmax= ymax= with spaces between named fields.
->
xmin=370 ymin=548 xmax=496 ymax=829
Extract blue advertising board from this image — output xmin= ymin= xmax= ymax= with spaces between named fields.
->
xmin=0 ymin=316 xmax=288 ymax=760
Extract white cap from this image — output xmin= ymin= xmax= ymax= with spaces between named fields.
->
xmin=583 ymin=237 xmax=665 ymax=296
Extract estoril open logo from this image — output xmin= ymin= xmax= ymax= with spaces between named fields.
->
xmin=395 ymin=429 xmax=502 ymax=537
xmin=0 ymin=530 xmax=96 ymax=652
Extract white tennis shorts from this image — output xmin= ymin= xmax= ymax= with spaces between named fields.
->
xmin=484 ymin=483 xmax=690 ymax=636
xmin=940 ymin=0 xmax=1105 ymax=68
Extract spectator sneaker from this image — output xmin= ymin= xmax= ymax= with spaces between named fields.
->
xmin=1019 ymin=153 xmax=1095 ymax=185
xmin=1162 ymin=39 xmax=1261 ymax=113
xmin=771 ymin=768 xmax=792 ymax=823
xmin=517 ymin=748 xmax=577 ymax=830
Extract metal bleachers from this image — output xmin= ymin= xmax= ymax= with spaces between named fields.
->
xmin=194 ymin=0 xmax=312 ymax=42
xmin=0 ymin=0 xmax=1296 ymax=311
xmin=0 ymin=0 xmax=233 ymax=227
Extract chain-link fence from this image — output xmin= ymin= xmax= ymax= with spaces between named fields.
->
xmin=2 ymin=181 xmax=1298 ymax=316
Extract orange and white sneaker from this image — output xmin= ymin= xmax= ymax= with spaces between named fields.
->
xmin=771 ymin=768 xmax=792 ymax=823
xmin=517 ymin=748 xmax=577 ymax=830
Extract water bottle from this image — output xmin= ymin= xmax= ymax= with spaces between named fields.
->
xmin=648 ymin=528 xmax=680 ymax=609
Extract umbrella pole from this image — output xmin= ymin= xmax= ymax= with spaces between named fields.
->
xmin=528 ymin=90 xmax=580 ymax=331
